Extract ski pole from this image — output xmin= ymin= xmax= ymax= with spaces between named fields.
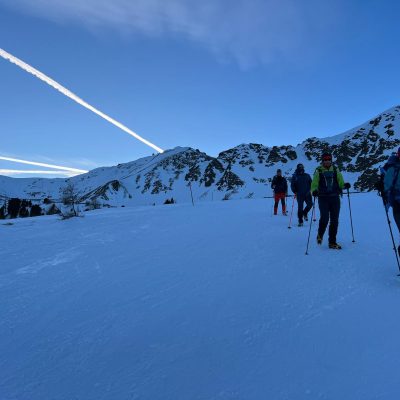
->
xmin=346 ymin=188 xmax=355 ymax=243
xmin=305 ymin=197 xmax=316 ymax=255
xmin=312 ymin=202 xmax=317 ymax=222
xmin=288 ymin=195 xmax=296 ymax=229
xmin=380 ymin=196 xmax=400 ymax=274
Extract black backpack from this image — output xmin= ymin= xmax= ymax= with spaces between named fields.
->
xmin=317 ymin=165 xmax=340 ymax=195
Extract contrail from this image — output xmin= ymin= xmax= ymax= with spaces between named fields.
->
xmin=0 ymin=48 xmax=164 ymax=154
xmin=0 ymin=169 xmax=77 ymax=176
xmin=0 ymin=156 xmax=88 ymax=174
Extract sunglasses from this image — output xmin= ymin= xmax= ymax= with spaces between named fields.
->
xmin=322 ymin=157 xmax=332 ymax=161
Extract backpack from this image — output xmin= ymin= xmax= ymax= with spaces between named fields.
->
xmin=387 ymin=166 xmax=400 ymax=206
xmin=317 ymin=165 xmax=340 ymax=195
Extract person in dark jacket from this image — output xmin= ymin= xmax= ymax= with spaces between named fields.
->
xmin=383 ymin=148 xmax=400 ymax=238
xmin=291 ymin=163 xmax=313 ymax=226
xmin=311 ymin=152 xmax=350 ymax=249
xmin=376 ymin=152 xmax=398 ymax=206
xmin=271 ymin=169 xmax=288 ymax=215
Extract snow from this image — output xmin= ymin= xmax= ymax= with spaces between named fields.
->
xmin=1 ymin=193 xmax=399 ymax=399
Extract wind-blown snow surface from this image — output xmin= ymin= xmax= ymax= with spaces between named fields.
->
xmin=1 ymin=194 xmax=399 ymax=399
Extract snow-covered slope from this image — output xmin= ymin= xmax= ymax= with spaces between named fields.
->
xmin=1 ymin=106 xmax=400 ymax=212
xmin=1 ymin=194 xmax=399 ymax=399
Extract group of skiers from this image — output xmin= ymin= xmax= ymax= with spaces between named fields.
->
xmin=271 ymin=149 xmax=400 ymax=253
xmin=271 ymin=152 xmax=350 ymax=250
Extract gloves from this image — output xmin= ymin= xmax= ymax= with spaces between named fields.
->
xmin=344 ymin=183 xmax=351 ymax=190
xmin=312 ymin=190 xmax=319 ymax=197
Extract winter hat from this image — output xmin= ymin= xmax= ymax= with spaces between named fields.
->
xmin=297 ymin=163 xmax=304 ymax=170
xmin=321 ymin=152 xmax=332 ymax=161
xmin=277 ymin=168 xmax=282 ymax=173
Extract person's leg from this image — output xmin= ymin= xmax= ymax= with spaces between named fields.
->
xmin=274 ymin=194 xmax=279 ymax=215
xmin=278 ymin=193 xmax=286 ymax=214
xmin=303 ymin=193 xmax=313 ymax=219
xmin=318 ymin=197 xmax=329 ymax=239
xmin=328 ymin=196 xmax=341 ymax=244
xmin=297 ymin=195 xmax=305 ymax=223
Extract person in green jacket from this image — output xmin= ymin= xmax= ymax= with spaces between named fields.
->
xmin=311 ymin=152 xmax=350 ymax=249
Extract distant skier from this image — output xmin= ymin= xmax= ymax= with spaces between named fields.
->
xmin=291 ymin=163 xmax=313 ymax=226
xmin=311 ymin=152 xmax=350 ymax=249
xmin=271 ymin=169 xmax=288 ymax=215
xmin=383 ymin=148 xmax=400 ymax=245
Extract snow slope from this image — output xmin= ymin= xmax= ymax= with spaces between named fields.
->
xmin=1 ymin=193 xmax=399 ymax=399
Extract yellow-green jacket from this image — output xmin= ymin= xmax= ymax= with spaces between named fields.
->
xmin=311 ymin=165 xmax=345 ymax=196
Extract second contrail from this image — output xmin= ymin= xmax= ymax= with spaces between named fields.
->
xmin=0 ymin=47 xmax=164 ymax=154
xmin=0 ymin=156 xmax=88 ymax=174
xmin=0 ymin=169 xmax=77 ymax=176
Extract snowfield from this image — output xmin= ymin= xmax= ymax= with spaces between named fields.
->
xmin=1 ymin=193 xmax=399 ymax=400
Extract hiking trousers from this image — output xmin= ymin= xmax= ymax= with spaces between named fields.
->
xmin=274 ymin=193 xmax=286 ymax=215
xmin=297 ymin=193 xmax=313 ymax=223
xmin=318 ymin=195 xmax=340 ymax=244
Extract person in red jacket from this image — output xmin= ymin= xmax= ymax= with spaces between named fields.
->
xmin=271 ymin=169 xmax=288 ymax=215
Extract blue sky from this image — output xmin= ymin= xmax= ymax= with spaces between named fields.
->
xmin=1 ymin=0 xmax=400 ymax=177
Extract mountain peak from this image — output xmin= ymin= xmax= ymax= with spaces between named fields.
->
xmin=1 ymin=105 xmax=400 ymax=217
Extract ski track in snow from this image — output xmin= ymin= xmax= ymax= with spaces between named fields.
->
xmin=0 ymin=194 xmax=399 ymax=400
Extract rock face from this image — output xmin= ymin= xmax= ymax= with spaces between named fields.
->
xmin=1 ymin=105 xmax=400 ymax=216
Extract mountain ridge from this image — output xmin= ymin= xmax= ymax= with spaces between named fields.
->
xmin=1 ymin=105 xmax=400 ymax=216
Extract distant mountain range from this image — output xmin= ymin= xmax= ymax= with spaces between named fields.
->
xmin=1 ymin=105 xmax=399 ymax=217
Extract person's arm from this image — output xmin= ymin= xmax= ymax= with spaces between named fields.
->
xmin=271 ymin=176 xmax=276 ymax=189
xmin=336 ymin=169 xmax=345 ymax=190
xmin=383 ymin=163 xmax=389 ymax=173
xmin=307 ymin=174 xmax=312 ymax=191
xmin=311 ymin=169 xmax=320 ymax=193
xmin=290 ymin=175 xmax=297 ymax=194
xmin=384 ymin=167 xmax=394 ymax=193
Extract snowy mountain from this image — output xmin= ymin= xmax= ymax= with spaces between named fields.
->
xmin=1 ymin=105 xmax=400 ymax=215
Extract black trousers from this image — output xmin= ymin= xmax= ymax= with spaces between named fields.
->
xmin=297 ymin=193 xmax=313 ymax=222
xmin=318 ymin=195 xmax=340 ymax=244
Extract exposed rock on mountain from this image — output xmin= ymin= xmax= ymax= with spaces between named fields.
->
xmin=1 ymin=105 xmax=399 ymax=217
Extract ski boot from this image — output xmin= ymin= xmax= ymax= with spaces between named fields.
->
xmin=329 ymin=242 xmax=342 ymax=250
